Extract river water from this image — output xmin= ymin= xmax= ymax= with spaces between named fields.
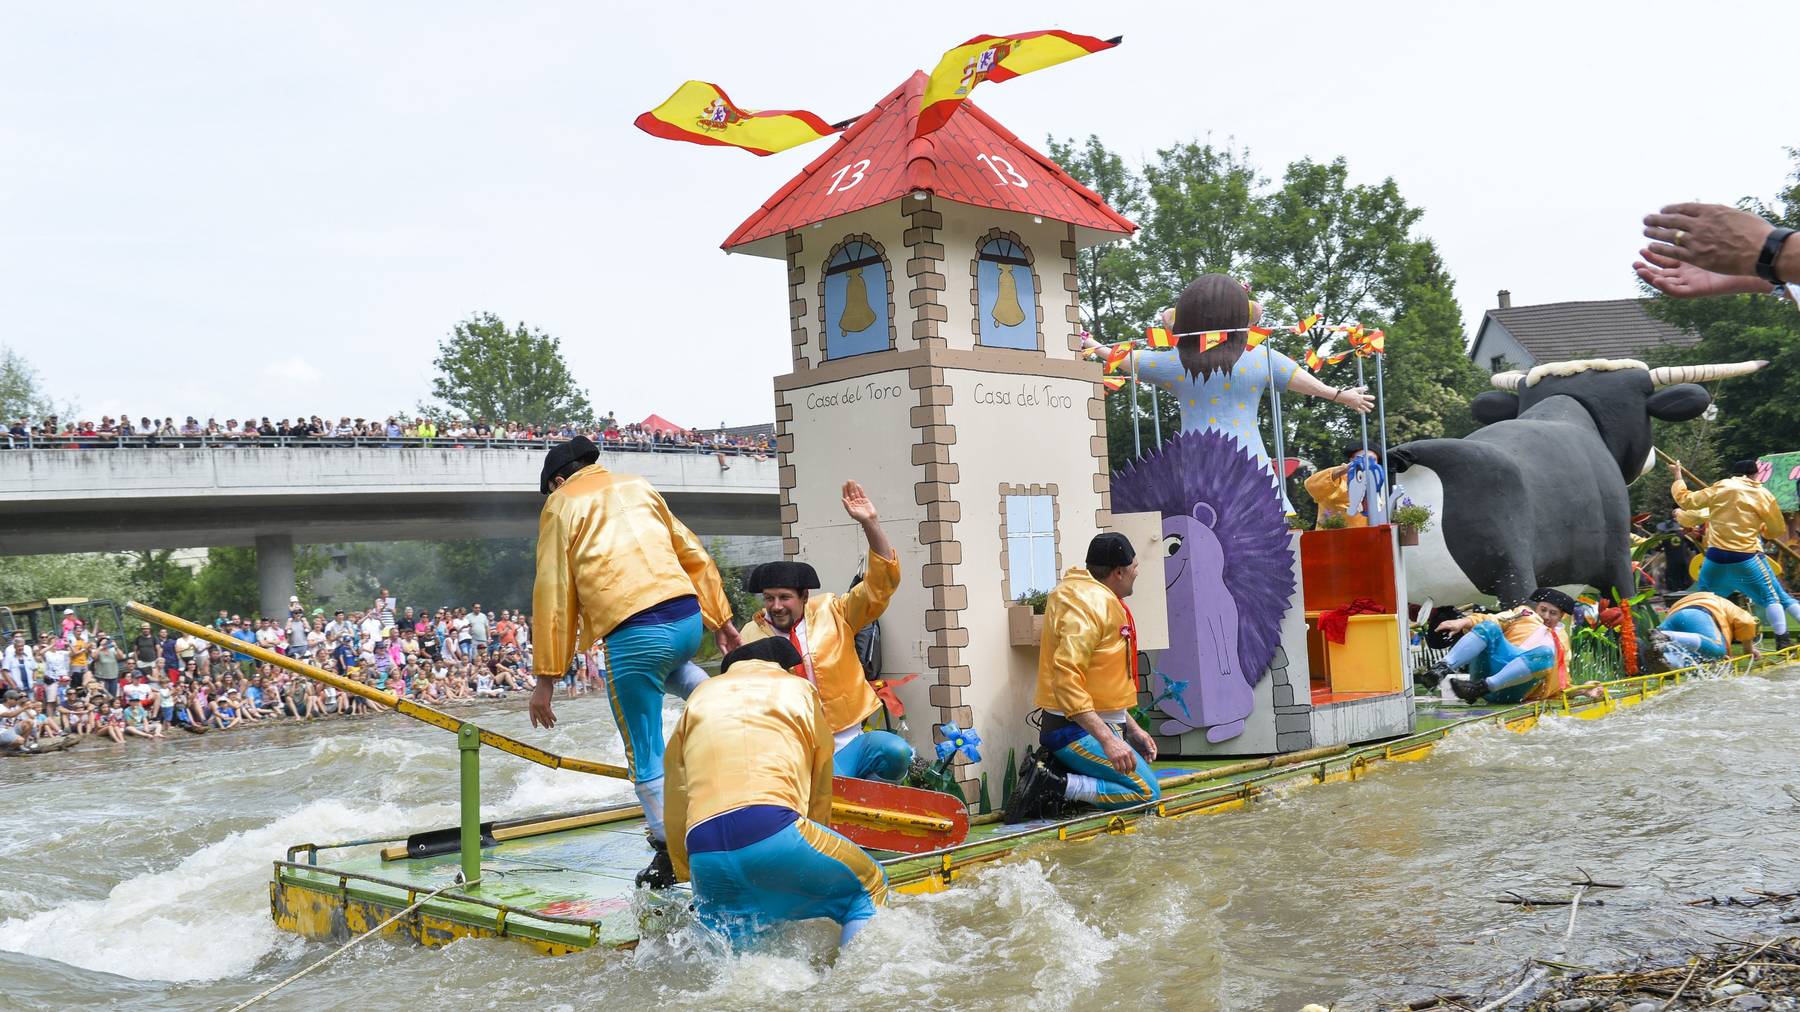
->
xmin=2 ymin=667 xmax=1796 ymax=1011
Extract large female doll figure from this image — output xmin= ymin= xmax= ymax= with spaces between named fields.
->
xmin=1113 ymin=273 xmax=1374 ymax=467
xmin=1104 ymin=273 xmax=1374 ymax=743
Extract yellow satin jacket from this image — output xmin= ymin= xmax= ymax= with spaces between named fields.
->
xmin=664 ymin=660 xmax=834 ymax=880
xmin=1036 ymin=567 xmax=1136 ymax=717
xmin=1671 ymin=476 xmax=1784 ymax=554
xmin=1668 ymin=592 xmax=1760 ymax=647
xmin=740 ymin=549 xmax=900 ymax=734
xmin=530 ymin=463 xmax=732 ymax=677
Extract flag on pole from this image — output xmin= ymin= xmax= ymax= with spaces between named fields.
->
xmin=1145 ymin=326 xmax=1174 ymax=349
xmin=634 ymin=81 xmax=838 ymax=156
xmin=1361 ymin=329 xmax=1386 ymax=354
xmin=916 ymin=31 xmax=1121 ymax=138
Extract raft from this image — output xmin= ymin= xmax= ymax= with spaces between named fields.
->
xmin=269 ymin=649 xmax=1792 ymax=953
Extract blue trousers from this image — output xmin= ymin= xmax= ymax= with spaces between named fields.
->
xmin=1659 ymin=607 xmax=1727 ymax=659
xmin=832 ymin=729 xmax=913 ymax=782
xmin=1054 ymin=733 xmax=1161 ymax=809
xmin=687 ymin=814 xmax=885 ymax=948
xmin=1444 ymin=620 xmax=1554 ymax=702
xmin=602 ymin=613 xmax=705 ymax=840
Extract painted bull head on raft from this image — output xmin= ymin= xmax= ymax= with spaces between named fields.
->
xmin=1391 ymin=358 xmax=1765 ymax=607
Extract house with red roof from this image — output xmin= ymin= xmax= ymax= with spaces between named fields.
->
xmin=724 ymin=72 xmax=1143 ymax=799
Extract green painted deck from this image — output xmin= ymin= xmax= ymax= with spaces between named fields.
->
xmin=274 ymin=693 xmax=1531 ymax=949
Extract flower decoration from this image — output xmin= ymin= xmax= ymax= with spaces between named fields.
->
xmin=934 ymin=721 xmax=982 ymax=764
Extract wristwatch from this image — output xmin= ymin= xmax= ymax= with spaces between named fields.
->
xmin=1755 ymin=226 xmax=1795 ymax=284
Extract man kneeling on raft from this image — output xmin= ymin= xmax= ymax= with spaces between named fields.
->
xmin=1005 ymin=532 xmax=1161 ymax=823
xmin=1657 ymin=591 xmax=1761 ymax=664
xmin=738 ymin=480 xmax=913 ymax=782
xmin=665 ymin=638 xmax=887 ymax=949
xmin=1428 ymin=588 xmax=1575 ymax=704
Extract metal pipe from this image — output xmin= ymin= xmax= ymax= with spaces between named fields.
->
xmin=458 ymin=723 xmax=482 ymax=889
xmin=1129 ymin=351 xmax=1142 ymax=459
xmin=1374 ymin=352 xmax=1391 ymax=513
xmin=1266 ymin=345 xmax=1294 ymax=515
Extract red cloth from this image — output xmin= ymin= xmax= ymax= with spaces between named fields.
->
xmin=1320 ymin=597 xmax=1385 ymax=644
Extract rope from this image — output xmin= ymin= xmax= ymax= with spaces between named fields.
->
xmin=228 ymin=876 xmax=479 ymax=1011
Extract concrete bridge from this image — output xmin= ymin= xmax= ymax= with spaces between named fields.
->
xmin=0 ymin=445 xmax=779 ymax=614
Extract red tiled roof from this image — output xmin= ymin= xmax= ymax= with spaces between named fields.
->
xmin=723 ymin=71 xmax=1135 ymax=255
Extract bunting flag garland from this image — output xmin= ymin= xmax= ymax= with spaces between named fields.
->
xmin=1103 ymin=344 xmax=1134 ymax=374
xmin=1303 ymin=342 xmax=1350 ymax=371
xmin=917 ymin=30 xmax=1122 ymax=138
xmin=1197 ymin=331 xmax=1229 ymax=352
xmin=1292 ymin=312 xmax=1322 ymax=334
xmin=634 ymin=81 xmax=838 ymax=156
xmin=1247 ymin=327 xmax=1272 ymax=347
xmin=1144 ymin=325 xmax=1174 ymax=349
xmin=1101 ymin=374 xmax=1129 ymax=392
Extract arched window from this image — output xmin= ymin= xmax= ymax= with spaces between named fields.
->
xmin=976 ymin=236 xmax=1038 ymax=350
xmin=822 ymin=239 xmax=890 ymax=360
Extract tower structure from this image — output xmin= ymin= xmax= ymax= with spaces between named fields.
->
xmin=724 ymin=71 xmax=1135 ymax=798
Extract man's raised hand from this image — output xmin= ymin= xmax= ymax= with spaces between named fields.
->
xmin=842 ymin=480 xmax=878 ymax=524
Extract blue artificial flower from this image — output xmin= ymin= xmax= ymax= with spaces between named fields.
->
xmin=934 ymin=721 xmax=983 ymax=764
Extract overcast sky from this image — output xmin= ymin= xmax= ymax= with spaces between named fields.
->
xmin=3 ymin=1 xmax=1792 ymax=429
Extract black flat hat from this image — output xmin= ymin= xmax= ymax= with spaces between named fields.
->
xmin=743 ymin=560 xmax=821 ymax=594
xmin=721 ymin=638 xmax=803 ymax=673
xmin=1528 ymin=587 xmax=1578 ymax=615
xmin=1086 ymin=531 xmax=1136 ymax=568
xmin=539 ymin=436 xmax=600 ymax=495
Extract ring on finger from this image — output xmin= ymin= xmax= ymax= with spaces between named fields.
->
xmin=1672 ymin=229 xmax=1687 ymax=245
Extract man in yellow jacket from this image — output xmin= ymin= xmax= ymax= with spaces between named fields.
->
xmin=1005 ymin=532 xmax=1161 ymax=823
xmin=739 ymin=480 xmax=911 ymax=781
xmin=1656 ymin=591 xmax=1761 ymax=663
xmin=665 ymin=638 xmax=886 ymax=948
xmin=1671 ymin=458 xmax=1798 ymax=648
xmin=528 ymin=436 xmax=741 ymax=887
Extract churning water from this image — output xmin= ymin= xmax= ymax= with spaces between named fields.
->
xmin=2 ymin=667 xmax=1796 ymax=1010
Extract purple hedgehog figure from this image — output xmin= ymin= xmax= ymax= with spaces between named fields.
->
xmin=1112 ymin=429 xmax=1296 ymax=742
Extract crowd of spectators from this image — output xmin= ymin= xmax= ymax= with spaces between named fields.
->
xmin=1 ymin=591 xmax=607 ymax=752
xmin=2 ymin=411 xmax=773 ymax=463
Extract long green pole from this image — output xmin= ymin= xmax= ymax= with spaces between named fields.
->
xmin=458 ymin=723 xmax=481 ymax=889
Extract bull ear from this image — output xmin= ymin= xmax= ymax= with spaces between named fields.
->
xmin=1471 ymin=391 xmax=1519 ymax=424
xmin=1647 ymin=383 xmax=1709 ymax=422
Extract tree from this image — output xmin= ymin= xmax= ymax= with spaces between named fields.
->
xmin=1047 ymin=135 xmax=1151 ymax=344
xmin=1377 ymin=249 xmax=1486 ymax=445
xmin=0 ymin=553 xmax=145 ymax=604
xmin=1138 ymin=140 xmax=1264 ymax=311
xmin=0 ymin=345 xmax=68 ymax=423
xmin=1252 ymin=158 xmax=1426 ymax=327
xmin=425 ymin=312 xmax=593 ymax=426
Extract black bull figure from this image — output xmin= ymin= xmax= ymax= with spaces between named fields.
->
xmin=1389 ymin=358 xmax=1765 ymax=607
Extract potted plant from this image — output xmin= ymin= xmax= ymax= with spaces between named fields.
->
xmin=1317 ymin=511 xmax=1349 ymax=530
xmin=1007 ymin=590 xmax=1049 ymax=646
xmin=1391 ymin=497 xmax=1433 ymax=546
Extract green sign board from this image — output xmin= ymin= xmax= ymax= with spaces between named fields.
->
xmin=1761 ymin=452 xmax=1800 ymax=512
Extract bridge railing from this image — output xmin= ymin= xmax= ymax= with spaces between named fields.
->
xmin=0 ymin=433 xmax=770 ymax=456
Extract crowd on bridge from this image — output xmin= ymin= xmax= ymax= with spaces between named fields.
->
xmin=3 ymin=411 xmax=773 ymax=463
xmin=1 ymin=592 xmax=608 ymax=752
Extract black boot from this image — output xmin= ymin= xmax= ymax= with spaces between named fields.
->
xmin=1417 ymin=661 xmax=1453 ymax=690
xmin=1449 ymin=676 xmax=1485 ymax=704
xmin=635 ymin=838 xmax=675 ymax=890
xmin=1002 ymin=750 xmax=1068 ymax=824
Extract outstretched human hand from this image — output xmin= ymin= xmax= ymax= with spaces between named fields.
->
xmin=1633 ymin=247 xmax=1769 ymax=299
xmin=715 ymin=621 xmax=742 ymax=656
xmin=841 ymin=480 xmax=878 ymax=524
xmin=1642 ymin=202 xmax=1775 ymax=277
xmin=1336 ymin=385 xmax=1375 ymax=414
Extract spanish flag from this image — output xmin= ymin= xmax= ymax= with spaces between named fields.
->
xmin=634 ymin=81 xmax=837 ymax=156
xmin=1292 ymin=312 xmax=1322 ymax=335
xmin=1145 ymin=326 xmax=1174 ymax=349
xmin=1103 ymin=344 xmax=1134 ymax=374
xmin=1361 ymin=328 xmax=1386 ymax=354
xmin=1247 ymin=327 xmax=1273 ymax=347
xmin=1101 ymin=375 xmax=1129 ymax=392
xmin=916 ymin=31 xmax=1121 ymax=138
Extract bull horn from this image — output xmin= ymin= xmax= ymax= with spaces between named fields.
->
xmin=1490 ymin=370 xmax=1525 ymax=391
xmin=1649 ymin=361 xmax=1768 ymax=386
